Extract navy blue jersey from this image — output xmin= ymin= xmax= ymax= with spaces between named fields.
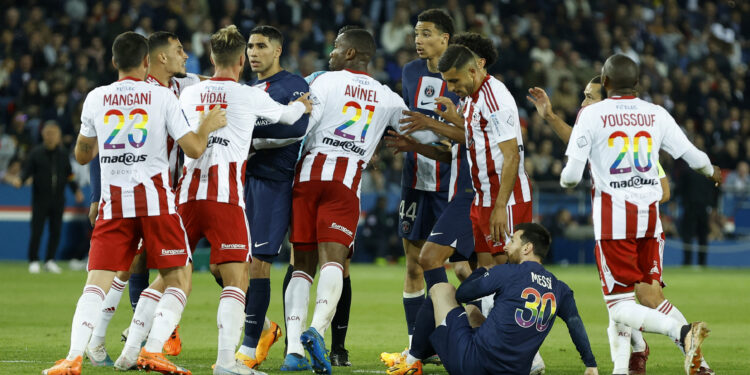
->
xmin=89 ymin=156 xmax=100 ymax=203
xmin=401 ymin=59 xmax=459 ymax=192
xmin=456 ymin=262 xmax=580 ymax=374
xmin=247 ymin=70 xmax=310 ymax=182
xmin=449 ymin=142 xmax=474 ymax=200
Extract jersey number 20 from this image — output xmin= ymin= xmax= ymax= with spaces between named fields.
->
xmin=608 ymin=131 xmax=653 ymax=174
xmin=515 ymin=287 xmax=557 ymax=332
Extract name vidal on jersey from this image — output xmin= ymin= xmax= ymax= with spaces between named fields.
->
xmin=531 ymin=272 xmax=552 ymax=289
xmin=345 ymin=85 xmax=379 ymax=103
xmin=103 ymin=92 xmax=151 ymax=106
xmin=200 ymin=92 xmax=227 ymax=104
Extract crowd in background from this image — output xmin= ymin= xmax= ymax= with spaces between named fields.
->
xmin=0 ymin=0 xmax=748 ymax=263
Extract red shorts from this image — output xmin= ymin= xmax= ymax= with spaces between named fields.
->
xmin=290 ymin=180 xmax=359 ymax=251
xmin=595 ymin=236 xmax=665 ymax=295
xmin=178 ymin=200 xmax=251 ymax=264
xmin=89 ymin=214 xmax=191 ymax=271
xmin=471 ymin=201 xmax=533 ymax=255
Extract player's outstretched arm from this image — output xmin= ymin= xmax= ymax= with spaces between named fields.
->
xmin=455 ymin=266 xmax=504 ymax=302
xmin=178 ymin=105 xmax=227 ymax=158
xmin=527 ymin=87 xmax=573 ymax=143
xmin=74 ymin=135 xmax=98 ymax=165
xmin=399 ymin=110 xmax=465 ymax=143
xmin=557 ymin=290 xmax=598 ymax=372
xmin=490 ymin=139 xmax=521 ymax=242
xmin=384 ymin=130 xmax=451 ymax=163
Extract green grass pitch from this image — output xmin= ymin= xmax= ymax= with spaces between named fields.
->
xmin=0 ymin=262 xmax=748 ymax=374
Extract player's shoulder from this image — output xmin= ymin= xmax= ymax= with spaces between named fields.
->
xmin=276 ymin=71 xmax=310 ymax=93
xmin=174 ymin=72 xmax=201 ymax=86
xmin=403 ymin=59 xmax=425 ymax=73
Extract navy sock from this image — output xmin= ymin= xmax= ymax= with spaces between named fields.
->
xmin=331 ymin=276 xmax=351 ymax=350
xmin=242 ymin=278 xmax=271 ymax=349
xmin=282 ymin=264 xmax=294 ymax=353
xmin=409 ymin=295 xmax=436 ymax=360
xmin=423 ymin=267 xmax=448 ymax=291
xmin=403 ymin=294 xmax=425 ymax=336
xmin=128 ymin=272 xmax=149 ymax=311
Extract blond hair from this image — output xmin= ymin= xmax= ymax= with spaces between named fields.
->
xmin=210 ymin=25 xmax=245 ymax=67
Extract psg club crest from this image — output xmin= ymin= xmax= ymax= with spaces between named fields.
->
xmin=424 ymin=85 xmax=435 ymax=98
xmin=401 ymin=221 xmax=412 ymax=234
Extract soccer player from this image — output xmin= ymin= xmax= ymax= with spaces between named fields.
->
xmin=428 ymin=223 xmax=599 ymax=375
xmin=381 ymin=32 xmax=492 ymax=375
xmin=527 ymin=77 xmax=676 ymax=374
xmin=86 ymin=31 xmax=202 ymax=365
xmin=283 ymin=29 xmax=435 ymax=375
xmin=176 ymin=25 xmax=311 ymax=375
xmin=560 ymin=54 xmax=720 ymax=375
xmin=438 ymin=45 xmax=533 ymax=264
xmin=396 ymin=8 xmax=458 ymax=358
xmin=231 ymin=25 xmax=309 ymax=371
xmin=43 ymin=31 xmax=226 ymax=375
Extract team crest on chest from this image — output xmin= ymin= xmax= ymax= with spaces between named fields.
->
xmin=424 ymin=85 xmax=435 ymax=98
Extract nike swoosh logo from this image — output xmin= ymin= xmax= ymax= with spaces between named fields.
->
xmin=336 ymin=325 xmax=348 ymax=329
xmin=420 ymin=101 xmax=433 ymax=106
xmin=254 ymin=242 xmax=269 ymax=247
xmin=458 ymin=312 xmax=467 ymax=317
xmin=430 ymin=232 xmax=443 ymax=236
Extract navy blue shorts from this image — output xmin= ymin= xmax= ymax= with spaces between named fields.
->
xmin=398 ymin=188 xmax=449 ymax=241
xmin=427 ymin=192 xmax=475 ymax=262
xmin=244 ymin=176 xmax=293 ymax=263
xmin=430 ymin=307 xmax=488 ymax=375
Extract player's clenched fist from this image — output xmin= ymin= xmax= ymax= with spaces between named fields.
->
xmin=294 ymin=92 xmax=313 ymax=114
xmin=584 ymin=367 xmax=599 ymax=375
xmin=489 ymin=205 xmax=509 ymax=243
xmin=200 ymin=105 xmax=228 ymax=132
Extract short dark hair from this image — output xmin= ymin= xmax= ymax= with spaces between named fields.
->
xmin=437 ymin=44 xmax=477 ymax=73
xmin=112 ymin=32 xmax=148 ymax=71
xmin=589 ymin=75 xmax=607 ymax=99
xmin=417 ymin=9 xmax=454 ymax=37
xmin=148 ymin=31 xmax=178 ymax=53
xmin=341 ymin=29 xmax=375 ymax=60
xmin=210 ymin=25 xmax=246 ymax=67
xmin=249 ymin=25 xmax=283 ymax=45
xmin=451 ymin=32 xmax=497 ymax=68
xmin=514 ymin=223 xmax=551 ymax=260
xmin=602 ymin=54 xmax=639 ymax=91
xmin=338 ymin=25 xmax=362 ymax=35
xmin=589 ymin=75 xmax=601 ymax=84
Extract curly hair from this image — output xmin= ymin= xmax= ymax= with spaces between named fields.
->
xmin=450 ymin=32 xmax=498 ymax=68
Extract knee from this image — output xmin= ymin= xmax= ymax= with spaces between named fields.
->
xmin=428 ymin=282 xmax=456 ymax=302
xmin=418 ymin=246 xmax=442 ymax=271
xmin=405 ymin=259 xmax=423 ymax=280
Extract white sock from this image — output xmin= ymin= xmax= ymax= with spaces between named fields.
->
xmin=481 ymin=294 xmax=494 ymax=317
xmin=66 ymin=285 xmax=106 ymax=360
xmin=631 ymin=328 xmax=647 ymax=352
xmin=263 ymin=316 xmax=271 ymax=331
xmin=606 ymin=293 xmax=683 ymax=343
xmin=217 ymin=286 xmax=246 ymax=367
xmin=122 ymin=288 xmax=162 ymax=359
xmin=310 ymin=262 xmax=344 ymax=335
xmin=405 ymin=353 xmax=419 ymax=365
xmin=657 ymin=299 xmax=689 ymax=349
xmin=89 ymin=277 xmax=128 ymax=348
xmin=285 ymin=271 xmax=312 ymax=356
xmin=144 ymin=287 xmax=186 ymax=353
xmin=607 ymin=317 xmax=631 ymax=373
xmin=238 ymin=345 xmax=256 ymax=359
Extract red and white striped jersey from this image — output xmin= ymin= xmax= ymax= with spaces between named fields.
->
xmin=462 ymin=75 xmax=531 ymax=208
xmin=296 ymin=69 xmax=406 ymax=196
xmin=176 ymin=77 xmax=291 ymax=207
xmin=566 ymin=96 xmax=697 ymax=240
xmin=79 ymin=77 xmax=193 ymax=219
xmin=146 ymin=73 xmax=201 ymax=186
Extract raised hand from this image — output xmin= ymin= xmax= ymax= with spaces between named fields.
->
xmin=434 ymin=96 xmax=462 ymax=126
xmin=294 ymin=92 xmax=313 ymax=114
xmin=384 ymin=130 xmax=417 ymax=154
xmin=527 ymin=87 xmax=554 ymax=120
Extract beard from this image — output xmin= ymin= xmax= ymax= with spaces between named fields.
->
xmin=172 ymin=72 xmax=187 ymax=79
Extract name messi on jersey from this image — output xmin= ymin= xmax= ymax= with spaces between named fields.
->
xmin=601 ymin=113 xmax=655 ymax=128
xmin=531 ymin=272 xmax=552 ymax=289
xmin=345 ymin=85 xmax=378 ymax=103
xmin=103 ymin=92 xmax=151 ymax=106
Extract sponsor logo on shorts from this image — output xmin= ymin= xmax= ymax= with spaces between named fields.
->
xmin=401 ymin=221 xmax=411 ymax=234
xmin=429 ymin=231 xmax=443 ymax=237
xmin=254 ymin=241 xmax=269 ymax=248
xmin=161 ymin=248 xmax=186 ymax=256
xmin=330 ymin=222 xmax=353 ymax=238
xmin=220 ymin=243 xmax=247 ymax=250
xmin=649 ymin=261 xmax=659 ymax=274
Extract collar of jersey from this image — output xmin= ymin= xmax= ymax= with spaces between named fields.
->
xmin=470 ymin=74 xmax=492 ymax=101
xmin=147 ymin=74 xmax=169 ymax=87
xmin=608 ymin=95 xmax=636 ymax=100
xmin=344 ymin=68 xmax=369 ymax=76
xmin=118 ymin=76 xmax=143 ymax=82
xmin=210 ymin=77 xmax=236 ymax=82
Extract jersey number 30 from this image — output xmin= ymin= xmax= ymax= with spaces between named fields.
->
xmin=104 ymin=108 xmax=148 ymax=149
xmin=515 ymin=287 xmax=557 ymax=332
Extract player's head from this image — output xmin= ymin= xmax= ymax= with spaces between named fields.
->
xmin=506 ymin=223 xmax=551 ymax=264
xmin=415 ymin=9 xmax=454 ymax=59
xmin=450 ymin=32 xmax=497 ymax=70
xmin=210 ymin=25 xmax=246 ymax=71
xmin=437 ymin=44 xmax=483 ymax=98
xmin=337 ymin=25 xmax=362 ymax=35
xmin=148 ymin=31 xmax=188 ymax=78
xmin=582 ymin=75 xmax=607 ymax=107
xmin=601 ymin=54 xmax=639 ymax=96
xmin=328 ymin=28 xmax=375 ymax=71
xmin=111 ymin=31 xmax=149 ymax=77
xmin=247 ymin=25 xmax=283 ymax=74
xmin=41 ymin=120 xmax=61 ymax=149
